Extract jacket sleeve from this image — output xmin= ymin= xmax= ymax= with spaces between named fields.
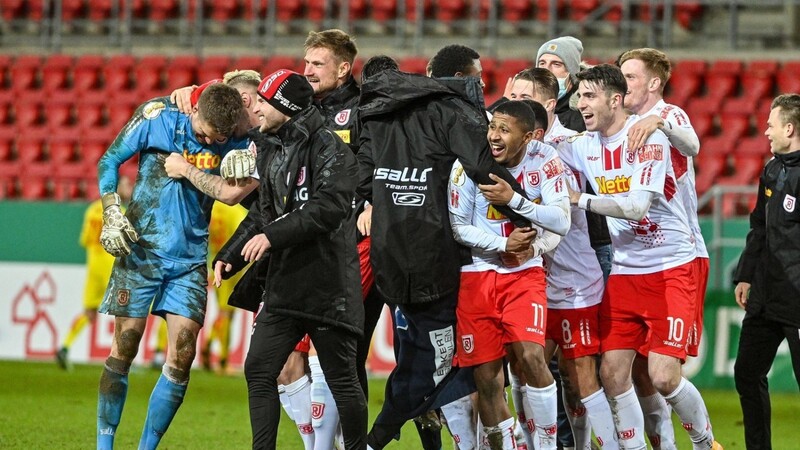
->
xmin=264 ymin=139 xmax=357 ymax=250
xmin=734 ymin=169 xmax=767 ymax=284
xmin=214 ymin=198 xmax=264 ymax=278
xmin=356 ymin=122 xmax=375 ymax=203
xmin=442 ymin=101 xmax=531 ymax=227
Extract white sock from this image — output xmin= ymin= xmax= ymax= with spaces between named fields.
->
xmin=309 ymin=356 xmax=340 ymax=450
xmin=509 ymin=373 xmax=535 ymax=450
xmin=563 ymin=384 xmax=591 ymax=450
xmin=441 ymin=394 xmax=476 ymax=450
xmin=582 ymin=388 xmax=619 ymax=449
xmin=278 ymin=384 xmax=295 ymax=422
xmin=607 ymin=387 xmax=646 ymax=450
xmin=482 ymin=416 xmax=517 ymax=450
xmin=663 ymin=378 xmax=714 ymax=450
xmin=286 ymin=374 xmax=315 ymax=450
xmin=639 ymin=392 xmax=676 ymax=450
xmin=525 ymin=382 xmax=558 ymax=450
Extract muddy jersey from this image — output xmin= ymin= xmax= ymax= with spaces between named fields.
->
xmin=640 ymin=100 xmax=708 ymax=258
xmin=449 ymin=140 xmax=569 ymax=274
xmin=559 ymin=115 xmax=696 ymax=275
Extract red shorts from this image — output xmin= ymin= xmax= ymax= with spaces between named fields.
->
xmin=600 ymin=261 xmax=696 ymax=361
xmin=294 ymin=334 xmax=311 ymax=353
xmin=686 ymin=257 xmax=709 ymax=357
xmin=546 ymin=305 xmax=601 ymax=360
xmin=358 ymin=237 xmax=374 ymax=300
xmin=456 ymin=267 xmax=547 ymax=367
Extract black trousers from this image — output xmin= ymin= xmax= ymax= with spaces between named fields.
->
xmin=245 ymin=311 xmax=367 ymax=450
xmin=356 ymin=287 xmax=385 ymax=399
xmin=367 ymin=294 xmax=477 ymax=449
xmin=734 ymin=314 xmax=800 ymax=450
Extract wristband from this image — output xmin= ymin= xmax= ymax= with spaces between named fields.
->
xmin=586 ymin=198 xmax=592 ymax=212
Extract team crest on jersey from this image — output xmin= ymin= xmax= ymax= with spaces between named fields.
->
xmin=116 ymin=289 xmax=130 ymax=306
xmin=296 ymin=167 xmax=307 ymax=186
xmin=335 ymin=109 xmax=351 ymax=125
xmin=527 ymin=171 xmax=540 ymax=186
xmin=142 ymin=101 xmax=165 ymax=120
xmin=452 ymin=165 xmax=466 ymax=186
xmin=784 ymin=194 xmax=796 ymax=212
xmin=462 ymin=334 xmax=474 ymax=354
xmin=625 ymin=146 xmax=636 ymax=165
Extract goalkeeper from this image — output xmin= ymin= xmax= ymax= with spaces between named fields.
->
xmin=94 ymin=82 xmax=257 ymax=450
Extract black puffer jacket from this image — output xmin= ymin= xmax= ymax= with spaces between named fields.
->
xmin=315 ymin=76 xmax=361 ymax=154
xmin=357 ymin=70 xmax=529 ymax=305
xmin=216 ymin=107 xmax=363 ymax=335
xmin=735 ymin=150 xmax=800 ymax=328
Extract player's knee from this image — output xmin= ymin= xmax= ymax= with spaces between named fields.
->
xmin=173 ymin=327 xmax=197 ymax=371
xmin=116 ymin=328 xmax=143 ymax=360
xmin=164 ymin=365 xmax=190 ymax=384
xmin=599 ymin=361 xmax=626 ymax=392
xmin=104 ymin=356 xmax=132 ymax=375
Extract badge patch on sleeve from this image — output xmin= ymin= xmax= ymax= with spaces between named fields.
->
xmin=334 ymin=130 xmax=350 ymax=143
xmin=784 ymin=194 xmax=795 ymax=212
xmin=142 ymin=101 xmax=165 ymax=120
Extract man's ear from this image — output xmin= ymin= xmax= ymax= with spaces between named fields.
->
xmin=338 ymin=61 xmax=351 ymax=79
xmin=649 ymin=77 xmax=661 ymax=92
xmin=241 ymin=92 xmax=252 ymax=108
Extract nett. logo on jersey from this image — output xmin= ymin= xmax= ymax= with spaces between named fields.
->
xmin=182 ymin=149 xmax=221 ymax=170
xmin=595 ymin=175 xmax=631 ymax=194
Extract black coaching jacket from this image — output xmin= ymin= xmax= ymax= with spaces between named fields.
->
xmin=356 ymin=70 xmax=530 ymax=305
xmin=215 ymin=106 xmax=363 ymax=335
xmin=734 ymin=150 xmax=800 ymax=328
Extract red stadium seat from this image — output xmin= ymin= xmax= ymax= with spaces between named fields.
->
xmin=0 ymin=125 xmax=15 ymax=161
xmin=76 ymin=91 xmax=107 ymax=130
xmin=306 ymin=0 xmax=328 ymax=22
xmin=80 ymin=131 xmax=113 ymax=164
xmin=719 ymin=97 xmax=756 ymax=140
xmin=135 ymin=55 xmax=167 ymax=93
xmin=103 ymin=54 xmax=135 ymax=92
xmin=19 ymin=161 xmax=52 ymax=200
xmin=264 ymin=55 xmax=301 ymax=76
xmin=777 ymin=61 xmax=800 ymax=94
xmin=166 ymin=55 xmax=199 ymax=90
xmin=41 ymin=54 xmax=73 ymax=92
xmin=47 ymin=92 xmax=76 ymax=128
xmin=13 ymin=94 xmax=44 ymax=129
xmin=704 ymin=60 xmax=742 ymax=103
xmin=15 ymin=135 xmax=46 ymax=164
xmin=199 ymin=55 xmax=232 ymax=83
xmin=535 ymin=0 xmax=566 ymax=21
xmin=0 ymin=54 xmax=11 ymax=89
xmin=666 ymin=59 xmax=706 ymax=106
xmin=207 ymin=0 xmax=239 ymax=23
xmin=53 ymin=159 xmax=91 ymax=200
xmin=398 ymin=56 xmax=429 ymax=75
xmin=404 ymin=0 xmax=434 ymax=20
xmin=0 ymin=158 xmax=19 ymax=198
xmin=371 ymin=0 xmax=397 ymax=21
xmin=502 ymin=0 xmax=533 ymax=22
xmin=0 ymin=90 xmax=13 ymax=125
xmin=10 ymin=55 xmax=41 ymax=92
xmin=149 ymin=0 xmax=179 ymax=22
xmin=689 ymin=110 xmax=713 ymax=139
xmin=73 ymin=55 xmax=106 ymax=92
xmin=47 ymin=130 xmax=79 ymax=164
xmin=274 ymin=0 xmax=304 ymax=21
xmin=107 ymin=90 xmax=140 ymax=131
xmin=232 ymin=56 xmax=266 ymax=74
xmin=436 ymin=0 xmax=467 ymax=23
xmin=675 ymin=2 xmax=704 ymax=29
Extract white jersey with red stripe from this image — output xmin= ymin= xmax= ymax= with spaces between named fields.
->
xmin=559 ymin=115 xmax=697 ymax=275
xmin=449 ymin=141 xmax=568 ymax=274
xmin=545 ymin=115 xmax=578 ymax=147
xmin=640 ymin=100 xmax=708 ymax=258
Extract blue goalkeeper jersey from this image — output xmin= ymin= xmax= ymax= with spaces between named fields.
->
xmin=97 ymin=97 xmax=250 ymax=264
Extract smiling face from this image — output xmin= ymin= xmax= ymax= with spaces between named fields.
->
xmin=303 ymin=47 xmax=349 ymax=97
xmin=620 ymin=58 xmax=655 ymax=114
xmin=765 ymin=107 xmax=791 ymax=155
xmin=253 ymin=96 xmax=288 ymax=134
xmin=577 ymin=80 xmax=619 ymax=135
xmin=487 ymin=112 xmax=533 ymax=167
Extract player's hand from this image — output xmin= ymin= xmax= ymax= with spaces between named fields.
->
xmin=478 ymin=174 xmax=515 ymax=205
xmin=505 ymin=226 xmax=537 ymax=252
xmin=100 ymin=193 xmax=139 ymax=256
xmin=242 ymin=233 xmax=271 ymax=262
xmin=628 ymin=115 xmax=662 ymax=151
xmin=164 ymin=153 xmax=192 ymax=179
xmin=357 ymin=204 xmax=373 ymax=236
xmin=213 ymin=260 xmax=233 ymax=287
xmin=499 ymin=247 xmax=534 ymax=268
xmin=735 ymin=282 xmax=751 ymax=309
xmin=220 ymin=148 xmax=257 ymax=187
xmin=566 ymin=182 xmax=582 ymax=205
xmin=502 ymin=77 xmax=514 ymax=99
xmin=170 ymin=85 xmax=197 ymax=114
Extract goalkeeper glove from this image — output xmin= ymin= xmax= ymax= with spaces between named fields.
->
xmin=100 ymin=192 xmax=139 ymax=257
xmin=220 ymin=148 xmax=256 ymax=186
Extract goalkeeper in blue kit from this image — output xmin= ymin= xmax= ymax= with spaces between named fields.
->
xmin=95 ymin=82 xmax=258 ymax=449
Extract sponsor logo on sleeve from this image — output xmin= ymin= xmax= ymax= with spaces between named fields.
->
xmin=637 ymin=144 xmax=664 ymax=163
xmin=542 ymin=159 xmax=564 ymax=179
xmin=142 ymin=101 xmax=165 ymax=120
xmin=333 ymin=129 xmax=350 ymax=143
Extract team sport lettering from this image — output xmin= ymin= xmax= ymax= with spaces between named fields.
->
xmin=595 ymin=175 xmax=631 ymax=194
xmin=375 ymin=167 xmax=432 ymax=183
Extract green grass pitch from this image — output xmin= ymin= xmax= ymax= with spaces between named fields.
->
xmin=0 ymin=360 xmax=797 ymax=448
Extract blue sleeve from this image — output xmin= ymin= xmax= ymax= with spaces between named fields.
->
xmin=97 ymin=101 xmax=159 ymax=194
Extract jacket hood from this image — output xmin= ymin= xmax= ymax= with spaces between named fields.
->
xmin=776 ymin=150 xmax=800 ymax=166
xmin=276 ymin=105 xmax=324 ymax=144
xmin=359 ymin=70 xmax=485 ymax=118
xmin=315 ymin=75 xmax=360 ymax=111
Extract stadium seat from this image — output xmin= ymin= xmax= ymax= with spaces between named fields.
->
xmin=103 ymin=54 xmax=136 ymax=92
xmin=148 ymin=0 xmax=180 ymax=22
xmin=47 ymin=130 xmax=79 ymax=164
xmin=207 ymin=0 xmax=239 ymax=23
xmin=740 ymin=60 xmax=777 ymax=102
xmin=0 ymin=54 xmax=11 ymax=89
xmin=264 ymin=55 xmax=302 ymax=76
xmin=80 ymin=131 xmax=112 ymax=164
xmin=534 ymin=0 xmax=566 ymax=21
xmin=53 ymin=159 xmax=90 ymax=200
xmin=686 ymin=96 xmax=722 ymax=135
xmin=398 ymin=56 xmax=429 ymax=75
xmin=777 ymin=61 xmax=800 ymax=94
xmin=47 ymin=92 xmax=76 ymax=128
xmin=435 ymin=0 xmax=467 ymax=23
xmin=199 ymin=55 xmax=232 ymax=83
xmin=232 ymin=56 xmax=266 ymax=74
xmin=73 ymin=55 xmax=105 ymax=92
xmin=166 ymin=55 xmax=199 ymax=90
xmin=15 ymin=135 xmax=47 ymax=164
xmin=675 ymin=2 xmax=704 ymax=29
xmin=0 ymin=0 xmax=25 ymax=21
xmin=107 ymin=90 xmax=140 ymax=131
xmin=10 ymin=55 xmax=42 ymax=92
xmin=704 ymin=60 xmax=742 ymax=103
xmin=41 ymin=54 xmax=74 ymax=92
xmin=719 ymin=97 xmax=756 ymax=140
xmin=689 ymin=110 xmax=713 ymax=139
xmin=306 ymin=0 xmax=329 ymax=22
xmin=0 ymin=158 xmax=19 ymax=198
xmin=0 ymin=125 xmax=15 ymax=161
xmin=274 ymin=0 xmax=304 ymax=22
xmin=0 ymin=90 xmax=13 ymax=125
xmin=135 ymin=55 xmax=167 ymax=94
xmin=19 ymin=164 xmax=52 ymax=200
xmin=371 ymin=0 xmax=398 ymax=22
xmin=756 ymin=97 xmax=773 ymax=126
xmin=502 ymin=0 xmax=533 ymax=23
xmin=666 ymin=59 xmax=705 ymax=106
xmin=76 ymin=91 xmax=107 ymax=130
xmin=13 ymin=94 xmax=44 ymax=129
xmin=405 ymin=0 xmax=434 ymax=21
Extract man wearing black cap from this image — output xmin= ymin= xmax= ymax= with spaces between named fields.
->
xmin=213 ymin=69 xmax=366 ymax=450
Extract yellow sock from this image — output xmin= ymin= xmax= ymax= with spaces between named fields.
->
xmin=62 ymin=314 xmax=89 ymax=349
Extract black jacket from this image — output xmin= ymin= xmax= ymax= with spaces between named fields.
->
xmin=357 ymin=70 xmax=529 ymax=305
xmin=216 ymin=107 xmax=363 ymax=335
xmin=734 ymin=150 xmax=800 ymax=328
xmin=314 ymin=75 xmax=361 ymax=154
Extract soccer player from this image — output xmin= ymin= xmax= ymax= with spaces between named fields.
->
xmin=95 ymin=83 xmax=256 ymax=449
xmin=56 ymin=174 xmax=133 ymax=371
xmin=619 ymin=47 xmax=709 ymax=449
xmin=734 ymin=93 xmax=800 ymax=450
xmin=559 ymin=64 xmax=720 ymax=450
xmin=449 ymin=100 xmax=571 ymax=450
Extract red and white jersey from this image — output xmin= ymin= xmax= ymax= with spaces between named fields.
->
xmin=559 ymin=115 xmax=697 ymax=275
xmin=640 ymin=100 xmax=708 ymax=258
xmin=543 ymin=163 xmax=604 ymax=310
xmin=449 ymin=141 xmax=569 ymax=274
xmin=545 ymin=115 xmax=578 ymax=147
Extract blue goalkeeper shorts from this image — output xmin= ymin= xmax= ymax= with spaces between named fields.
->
xmin=100 ymin=246 xmax=209 ymax=325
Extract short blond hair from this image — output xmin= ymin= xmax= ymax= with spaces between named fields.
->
xmin=223 ymin=69 xmax=261 ymax=89
xmin=304 ymin=29 xmax=357 ymax=65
